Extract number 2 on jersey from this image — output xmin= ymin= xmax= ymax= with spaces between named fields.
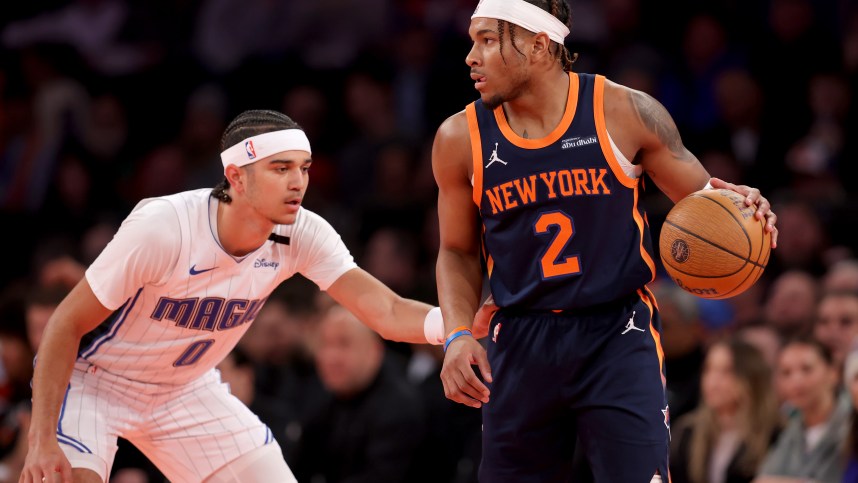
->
xmin=534 ymin=211 xmax=581 ymax=279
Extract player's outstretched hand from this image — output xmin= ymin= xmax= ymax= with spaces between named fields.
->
xmin=441 ymin=335 xmax=492 ymax=408
xmin=708 ymin=177 xmax=778 ymax=249
xmin=472 ymin=295 xmax=498 ymax=340
xmin=19 ymin=441 xmax=73 ymax=483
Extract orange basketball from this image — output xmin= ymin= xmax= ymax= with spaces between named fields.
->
xmin=658 ymin=189 xmax=771 ymax=299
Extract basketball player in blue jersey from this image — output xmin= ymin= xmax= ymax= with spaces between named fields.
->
xmin=21 ymin=109 xmax=492 ymax=483
xmin=432 ymin=1 xmax=779 ymax=482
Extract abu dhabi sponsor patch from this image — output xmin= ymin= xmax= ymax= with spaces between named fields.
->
xmin=561 ymin=135 xmax=597 ymax=149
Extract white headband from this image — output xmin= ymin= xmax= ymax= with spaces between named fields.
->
xmin=472 ymin=0 xmax=570 ymax=44
xmin=220 ymin=129 xmax=312 ymax=169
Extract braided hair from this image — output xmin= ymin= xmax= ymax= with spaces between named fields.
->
xmin=497 ymin=0 xmax=578 ymax=71
xmin=211 ymin=110 xmax=303 ymax=203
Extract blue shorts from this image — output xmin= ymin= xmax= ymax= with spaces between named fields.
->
xmin=480 ymin=290 xmax=669 ymax=483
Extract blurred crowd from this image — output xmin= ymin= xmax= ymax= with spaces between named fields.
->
xmin=1 ymin=0 xmax=858 ymax=481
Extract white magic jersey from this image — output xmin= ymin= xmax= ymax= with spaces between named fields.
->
xmin=82 ymin=189 xmax=356 ymax=385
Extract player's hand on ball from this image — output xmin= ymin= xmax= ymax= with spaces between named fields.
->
xmin=441 ymin=336 xmax=492 ymax=408
xmin=708 ymin=177 xmax=778 ymax=248
xmin=472 ymin=295 xmax=498 ymax=340
xmin=19 ymin=441 xmax=73 ymax=483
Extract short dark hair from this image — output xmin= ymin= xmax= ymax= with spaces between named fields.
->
xmin=211 ymin=110 xmax=303 ymax=203
xmin=498 ymin=0 xmax=577 ymax=71
xmin=782 ymin=334 xmax=834 ymax=366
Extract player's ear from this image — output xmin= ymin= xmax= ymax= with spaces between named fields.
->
xmin=224 ymin=164 xmax=246 ymax=194
xmin=530 ymin=32 xmax=551 ymax=60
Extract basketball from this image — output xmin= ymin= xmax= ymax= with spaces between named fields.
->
xmin=659 ymin=189 xmax=771 ymax=299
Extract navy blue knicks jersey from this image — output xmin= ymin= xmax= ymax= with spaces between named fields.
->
xmin=467 ymin=73 xmax=656 ymax=310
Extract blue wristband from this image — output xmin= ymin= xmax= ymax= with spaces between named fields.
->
xmin=444 ymin=329 xmax=473 ymax=352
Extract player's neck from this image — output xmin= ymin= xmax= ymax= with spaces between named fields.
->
xmin=501 ymin=69 xmax=569 ymax=138
xmin=217 ymin=199 xmax=274 ymax=257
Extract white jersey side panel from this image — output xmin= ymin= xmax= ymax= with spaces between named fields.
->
xmin=82 ymin=189 xmax=356 ymax=384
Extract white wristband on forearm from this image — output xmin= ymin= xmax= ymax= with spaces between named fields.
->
xmin=423 ymin=307 xmax=445 ymax=345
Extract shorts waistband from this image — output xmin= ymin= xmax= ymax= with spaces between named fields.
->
xmin=498 ymin=292 xmax=642 ymax=318
xmin=73 ymin=359 xmax=216 ymax=396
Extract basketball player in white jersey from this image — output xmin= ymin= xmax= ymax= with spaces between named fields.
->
xmin=21 ymin=110 xmax=483 ymax=483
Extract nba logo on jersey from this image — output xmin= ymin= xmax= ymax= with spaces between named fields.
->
xmin=493 ymin=322 xmax=502 ymax=343
xmin=245 ymin=140 xmax=257 ymax=159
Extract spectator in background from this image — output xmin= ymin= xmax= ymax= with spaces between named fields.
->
xmin=237 ymin=283 xmax=317 ymax=369
xmin=698 ymin=150 xmax=744 ymax=189
xmin=390 ymin=23 xmax=435 ymax=141
xmin=712 ymin=68 xmax=764 ymax=172
xmin=358 ymin=143 xmax=428 ymax=241
xmin=663 ymin=13 xmax=742 ymax=140
xmin=192 ymin=0 xmax=295 ymax=74
xmin=766 ymin=198 xmax=829 ymax=278
xmin=178 ymin=83 xmax=229 ymax=190
xmin=823 ymin=259 xmax=858 ymax=293
xmin=784 ymin=72 xmax=851 ymax=204
xmin=757 ymin=336 xmax=849 ymax=483
xmin=763 ymin=270 xmax=820 ymax=340
xmin=0 ymin=286 xmax=32 ymax=464
xmin=1 ymin=0 xmax=160 ymax=77
xmin=0 ymin=44 xmax=86 ymax=214
xmin=842 ymin=348 xmax=858 ymax=483
xmin=670 ymin=338 xmax=780 ymax=483
xmin=0 ymin=287 xmax=59 ymax=483
xmin=337 ymin=69 xmax=401 ymax=207
xmin=737 ymin=323 xmax=783 ymax=378
xmin=36 ymin=255 xmax=85 ymax=292
xmin=280 ymin=85 xmax=340 ymax=204
xmin=81 ymin=93 xmax=128 ymax=170
xmin=291 ymin=305 xmax=427 ymax=483
xmin=123 ymin=143 xmax=189 ymax=203
xmin=697 ymin=297 xmax=739 ymax=341
xmin=814 ymin=290 xmax=858 ymax=376
xmin=750 ymin=0 xmax=842 ymax=183
xmin=361 ymin=228 xmax=430 ymax=301
xmin=724 ymin=281 xmax=767 ymax=330
xmin=24 ymin=284 xmax=67 ymax=352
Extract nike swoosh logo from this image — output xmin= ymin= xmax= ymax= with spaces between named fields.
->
xmin=189 ymin=265 xmax=217 ymax=275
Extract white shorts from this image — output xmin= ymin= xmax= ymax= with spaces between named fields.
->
xmin=58 ymin=361 xmax=278 ymax=482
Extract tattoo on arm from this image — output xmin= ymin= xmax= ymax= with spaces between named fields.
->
xmin=629 ymin=90 xmax=694 ymax=162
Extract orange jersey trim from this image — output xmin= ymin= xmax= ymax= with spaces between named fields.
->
xmin=643 ymin=285 xmax=660 ymax=311
xmin=466 ymin=103 xmax=483 ymax=207
xmin=595 ymin=76 xmax=655 ymax=281
xmin=493 ymin=73 xmax=579 ymax=149
xmin=638 ymin=288 xmax=666 ymax=388
xmin=481 ymin=222 xmax=494 ymax=277
xmin=593 ymin=75 xmax=637 ymax=189
xmin=633 ymin=184 xmax=657 ymax=282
